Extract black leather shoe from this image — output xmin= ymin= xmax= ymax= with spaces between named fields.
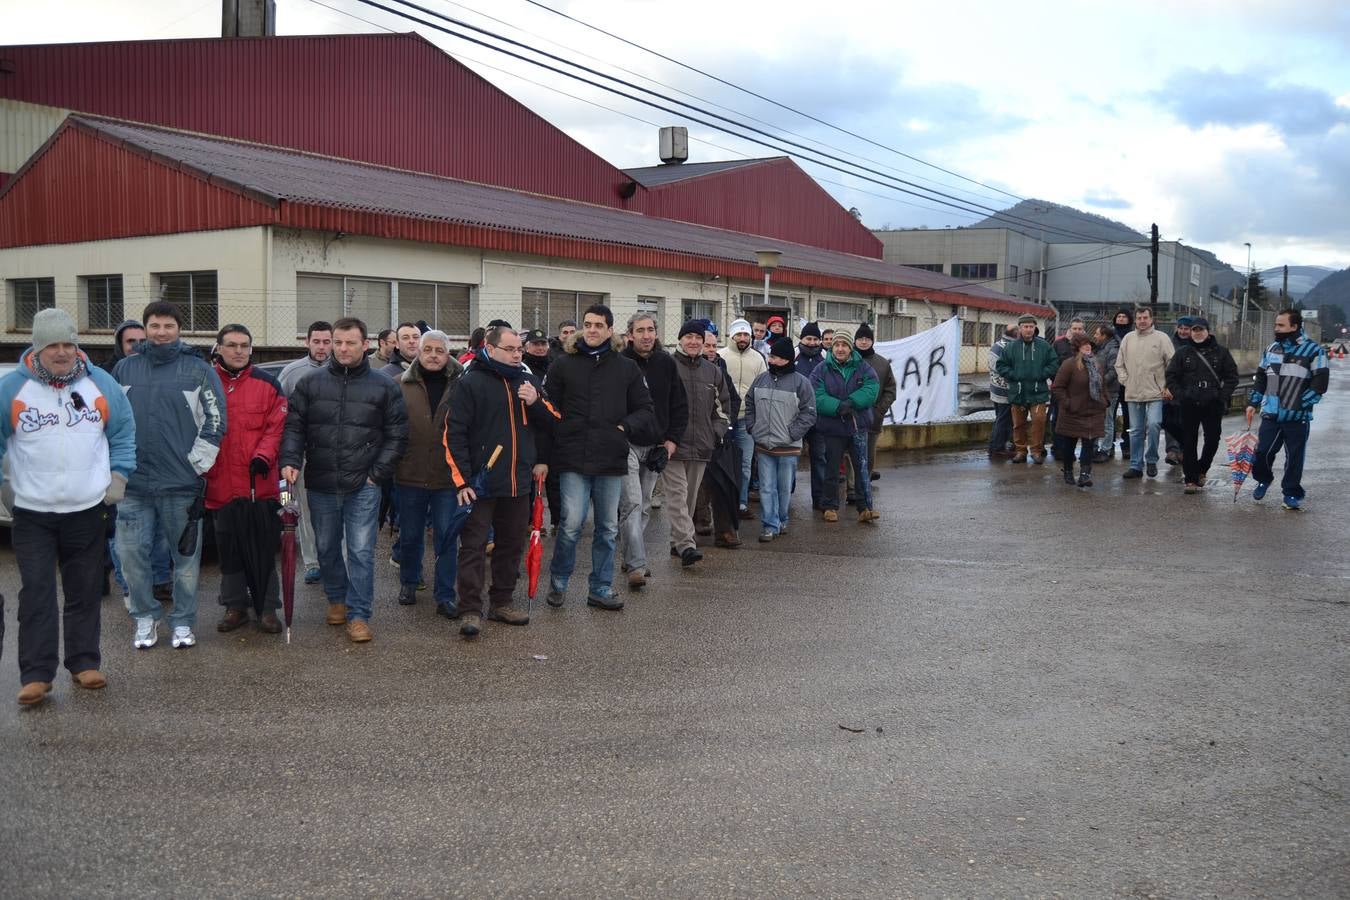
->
xmin=546 ymin=589 xmax=565 ymax=608
xmin=680 ymin=547 xmax=703 ymax=567
xmin=1122 ymin=468 xmax=1143 ymax=479
xmin=397 ymin=584 xmax=417 ymax=605
xmin=435 ymin=604 xmax=460 ymax=620
xmin=1146 ymin=463 xmax=1158 ymax=477
xmin=586 ymin=593 xmax=624 ymax=611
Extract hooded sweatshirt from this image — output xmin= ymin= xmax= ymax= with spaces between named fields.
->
xmin=105 ymin=319 xmax=144 ymax=372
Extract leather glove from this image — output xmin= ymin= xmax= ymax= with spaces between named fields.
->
xmin=837 ymin=399 xmax=855 ymax=416
xmin=104 ymin=473 xmax=127 ymax=505
xmin=249 ymin=457 xmax=270 ymax=477
xmin=1 ymin=480 xmax=14 ymax=513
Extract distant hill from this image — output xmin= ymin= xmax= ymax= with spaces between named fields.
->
xmin=971 ymin=199 xmax=1145 ymax=244
xmin=1259 ymin=265 xmax=1336 ymax=300
xmin=1303 ymin=267 xmax=1350 ymax=309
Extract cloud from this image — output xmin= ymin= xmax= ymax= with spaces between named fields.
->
xmin=1155 ymin=68 xmax=1350 ymax=137
xmin=1083 ymin=193 xmax=1132 ymax=210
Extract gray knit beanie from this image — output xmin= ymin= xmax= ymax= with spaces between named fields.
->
xmin=31 ymin=308 xmax=78 ymax=354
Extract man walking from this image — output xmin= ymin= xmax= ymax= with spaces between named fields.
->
xmin=278 ymin=321 xmax=333 ymax=585
xmin=114 ymin=301 xmax=227 ymax=651
xmin=618 ymin=312 xmax=687 ymax=588
xmin=1165 ymin=318 xmax=1239 ymax=494
xmin=1115 ymin=306 xmax=1175 ymax=479
xmin=995 ymin=315 xmax=1059 ymax=464
xmin=795 ymin=322 xmax=829 ymax=504
xmin=810 ymin=331 xmax=880 ymax=523
xmin=745 ymin=335 xmax=816 ymax=541
xmin=1247 ymin=308 xmax=1330 ymax=510
xmin=544 ymin=305 xmax=656 ymax=611
xmin=280 ymin=318 xmax=408 ymax=642
xmin=849 ymin=323 xmax=897 ymax=491
xmin=664 ymin=321 xmax=730 ymax=567
xmin=987 ymin=324 xmax=1016 ymax=459
xmin=379 ymin=321 xmax=422 ymax=379
xmin=394 ymin=330 xmax=464 ymax=616
xmin=0 ymin=309 xmax=136 ymax=705
xmin=1163 ymin=316 xmax=1196 ymax=465
xmin=718 ymin=318 xmax=766 ymax=518
xmin=445 ymin=326 xmax=556 ymax=637
xmin=206 ymin=324 xmax=288 ymax=634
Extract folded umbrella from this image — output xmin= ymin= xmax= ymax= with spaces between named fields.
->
xmin=278 ymin=479 xmax=300 ymax=643
xmin=526 ymin=474 xmax=545 ymax=616
xmin=705 ymin=434 xmax=742 ymax=534
xmin=213 ymin=472 xmax=282 ymax=619
xmin=437 ymin=445 xmax=504 ymax=560
xmin=177 ymin=479 xmax=207 ymax=556
xmin=1225 ymin=428 xmax=1259 ymax=503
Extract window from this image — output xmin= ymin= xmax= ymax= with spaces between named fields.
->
xmin=816 ymin=300 xmax=868 ymax=322
xmin=961 ymin=321 xmax=993 ymax=344
xmin=906 ymin=263 xmax=944 ymax=273
xmin=636 ymin=295 xmax=662 ymax=316
xmin=83 ymin=275 xmax=124 ymax=330
xmin=962 ymin=321 xmax=977 ymax=344
xmin=738 ymin=291 xmax=789 ymax=311
xmin=1009 ymin=265 xmax=1019 ymax=282
xmin=682 ymin=299 xmax=720 ymax=323
xmin=874 ymin=314 xmax=916 ymax=341
xmin=522 ymin=289 xmax=605 ymax=333
xmin=398 ymin=281 xmax=471 ymax=340
xmin=950 ymin=263 xmax=998 ymax=280
xmin=156 ymin=271 xmax=217 ymax=332
xmin=297 ymin=275 xmax=343 ymax=332
xmin=1024 ymin=269 xmax=1033 ymax=286
xmin=10 ymin=278 xmax=55 ymax=329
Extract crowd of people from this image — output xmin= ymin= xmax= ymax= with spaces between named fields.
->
xmin=0 ymin=298 xmax=1330 ymax=707
xmin=988 ymin=305 xmax=1329 ymax=497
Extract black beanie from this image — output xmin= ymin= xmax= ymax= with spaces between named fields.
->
xmin=768 ymin=336 xmax=794 ymax=361
xmin=678 ymin=319 xmax=707 ymax=339
xmin=855 ymin=323 xmax=874 ymax=340
xmin=800 ymin=321 xmax=822 ymax=339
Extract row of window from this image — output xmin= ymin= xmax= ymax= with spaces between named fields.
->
xmin=8 ymin=273 xmax=215 ymax=332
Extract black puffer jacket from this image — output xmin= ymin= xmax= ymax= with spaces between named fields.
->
xmin=279 ymin=355 xmax=409 ymax=493
xmin=543 ymin=335 xmax=657 ymax=476
xmin=1165 ymin=336 xmax=1240 ymax=410
xmin=622 ymin=344 xmax=688 ymax=446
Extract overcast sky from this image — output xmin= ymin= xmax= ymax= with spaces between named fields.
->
xmin=5 ymin=0 xmax=1348 ymax=271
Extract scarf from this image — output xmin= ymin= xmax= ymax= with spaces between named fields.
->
xmin=769 ymin=361 xmax=794 ymax=377
xmin=423 ymin=367 xmax=449 ymax=412
xmin=798 ymin=344 xmax=822 ymax=360
xmin=478 ymin=348 xmax=525 ymax=384
xmin=857 ymin=345 xmax=875 ymax=359
xmin=31 ymin=352 xmax=88 ymax=390
xmin=1084 ymin=354 xmax=1102 ymax=402
xmin=579 ymin=336 xmax=612 ymax=358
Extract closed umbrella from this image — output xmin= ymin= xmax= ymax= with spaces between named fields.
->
xmin=436 ymin=445 xmax=504 ymax=559
xmin=525 ymin=473 xmax=545 ymax=616
xmin=278 ymin=480 xmax=300 ymax=643
xmin=1225 ymin=428 xmax=1259 ymax=503
xmin=704 ymin=435 xmax=742 ymax=534
xmin=212 ymin=472 xmax=282 ymax=619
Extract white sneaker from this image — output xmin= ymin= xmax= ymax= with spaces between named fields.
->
xmin=133 ymin=617 xmax=158 ymax=649
xmin=171 ymin=626 xmax=196 ymax=649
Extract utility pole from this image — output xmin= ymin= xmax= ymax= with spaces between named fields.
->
xmin=1282 ymin=264 xmax=1288 ymax=300
xmin=1149 ymin=223 xmax=1160 ymax=305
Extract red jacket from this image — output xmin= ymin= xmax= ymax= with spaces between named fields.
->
xmin=205 ymin=362 xmax=288 ymax=510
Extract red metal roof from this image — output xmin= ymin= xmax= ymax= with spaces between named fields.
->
xmin=0 ymin=118 xmax=1050 ymax=318
xmin=624 ymin=159 xmax=776 ymax=188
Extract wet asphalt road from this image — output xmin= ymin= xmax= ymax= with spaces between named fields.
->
xmin=1 ymin=365 xmax=1347 ymax=899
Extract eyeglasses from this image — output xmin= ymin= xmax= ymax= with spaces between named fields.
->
xmin=220 ymin=342 xmax=251 ymax=351
xmin=496 ymin=345 xmax=524 ymax=354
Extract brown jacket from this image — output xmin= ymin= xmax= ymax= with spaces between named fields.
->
xmin=1051 ymin=355 xmax=1109 ymax=439
xmin=395 ymin=358 xmax=463 ymax=489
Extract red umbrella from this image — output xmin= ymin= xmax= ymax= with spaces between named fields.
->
xmin=526 ymin=474 xmax=545 ymax=616
xmin=278 ymin=479 xmax=300 ymax=643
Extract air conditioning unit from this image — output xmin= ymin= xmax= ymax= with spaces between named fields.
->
xmin=959 ymin=305 xmax=969 ymax=318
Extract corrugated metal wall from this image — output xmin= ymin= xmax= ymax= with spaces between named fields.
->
xmin=0 ymin=126 xmax=274 ymax=248
xmin=0 ymin=98 xmax=70 ymax=176
xmin=0 ymin=33 xmax=636 ymax=210
xmin=637 ymin=158 xmax=884 ymax=259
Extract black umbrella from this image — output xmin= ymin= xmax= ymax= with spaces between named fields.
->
xmin=704 ymin=435 xmax=742 ymax=535
xmin=211 ymin=473 xmax=282 ymax=617
xmin=436 ymin=445 xmax=504 ymax=559
xmin=177 ymin=478 xmax=208 ymax=556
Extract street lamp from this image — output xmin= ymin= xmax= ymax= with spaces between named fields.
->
xmin=1239 ymin=242 xmax=1253 ymax=338
xmin=755 ymin=249 xmax=781 ymax=310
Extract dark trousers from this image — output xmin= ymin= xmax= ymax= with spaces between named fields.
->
xmin=989 ymin=402 xmax=1013 ymax=453
xmin=456 ymin=495 xmax=530 ymax=616
xmin=213 ymin=508 xmax=281 ymax=613
xmin=1053 ymin=435 xmax=1094 ymax=473
xmin=804 ymin=429 xmax=827 ymax=506
xmin=13 ymin=503 xmax=106 ymax=684
xmin=545 ymin=468 xmax=562 ymax=529
xmin=1179 ymin=404 xmax=1224 ymax=485
xmin=1252 ymin=418 xmax=1311 ymax=500
xmin=822 ymin=433 xmax=871 ymax=512
xmin=1117 ymin=389 xmax=1130 ymax=445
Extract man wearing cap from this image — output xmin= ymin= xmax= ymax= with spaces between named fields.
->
xmin=794 ymin=322 xmax=830 ymax=505
xmin=1164 ymin=317 xmax=1238 ymax=493
xmin=745 ymin=335 xmax=816 ymax=541
xmin=0 ymin=309 xmax=136 ymax=705
xmin=618 ymin=312 xmax=687 ymax=587
xmin=718 ymin=318 xmax=766 ymax=518
xmin=995 ymin=315 xmax=1059 ymax=464
xmin=810 ymin=330 xmax=880 ymax=523
xmin=523 ymin=328 xmax=554 ymax=380
xmin=666 ymin=320 xmax=730 ymax=566
xmin=849 ymin=323 xmax=897 ymax=492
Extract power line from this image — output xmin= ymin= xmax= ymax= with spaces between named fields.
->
xmin=351 ymin=0 xmax=1147 ymax=246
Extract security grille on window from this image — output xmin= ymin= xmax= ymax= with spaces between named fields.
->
xmin=682 ymin=299 xmax=719 ymax=323
xmin=11 ymin=278 xmax=55 ymax=329
xmin=874 ymin=314 xmax=916 ymax=341
xmin=962 ymin=321 xmax=978 ymax=344
xmin=344 ymin=279 xmax=391 ymax=334
xmin=85 ymin=275 xmax=124 ymax=330
xmin=522 ymin=289 xmax=605 ymax=333
xmin=815 ymin=300 xmax=867 ymax=322
xmin=950 ymin=263 xmax=998 ymax=280
xmin=157 ymin=271 xmax=218 ymax=333
xmin=398 ymin=281 xmax=471 ymax=340
xmin=978 ymin=322 xmax=992 ymax=344
xmin=296 ymin=275 xmax=343 ymax=332
xmin=738 ymin=291 xmax=788 ymax=312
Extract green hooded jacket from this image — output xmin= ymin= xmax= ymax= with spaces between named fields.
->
xmin=994 ymin=336 xmax=1059 ymax=406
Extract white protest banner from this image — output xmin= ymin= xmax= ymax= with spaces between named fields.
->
xmin=872 ymin=316 xmax=961 ymax=424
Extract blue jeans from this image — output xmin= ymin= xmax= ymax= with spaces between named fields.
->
xmin=756 ymin=452 xmax=797 ymax=534
xmin=308 ymin=483 xmax=381 ymax=622
xmin=116 ymin=491 xmax=202 ymax=629
xmin=733 ymin=420 xmax=755 ymax=507
xmin=989 ymin=402 xmax=1012 ymax=453
xmin=109 ymin=513 xmax=172 ymax=593
xmin=396 ymin=484 xmax=458 ymax=612
xmin=550 ymin=472 xmax=622 ymax=599
xmin=1252 ymin=418 xmax=1310 ymax=499
xmin=1127 ymin=400 xmax=1164 ymax=469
